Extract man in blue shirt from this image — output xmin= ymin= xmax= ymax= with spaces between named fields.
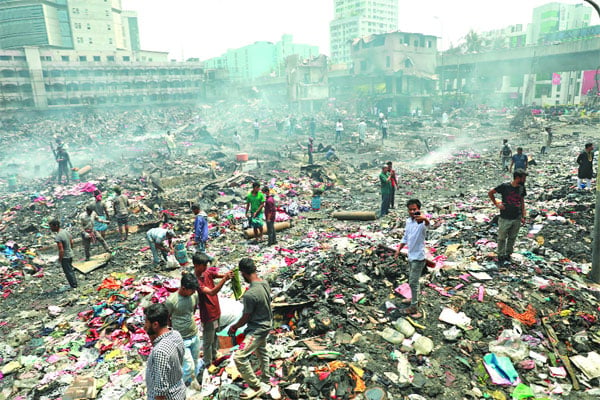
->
xmin=191 ymin=204 xmax=208 ymax=253
xmin=510 ymin=147 xmax=528 ymax=172
xmin=394 ymin=199 xmax=429 ymax=319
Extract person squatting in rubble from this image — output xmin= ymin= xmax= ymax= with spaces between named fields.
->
xmin=245 ymin=182 xmax=266 ymax=243
xmin=164 ymin=272 xmax=201 ymax=387
xmin=500 ymin=139 xmax=512 ymax=172
xmin=49 ymin=219 xmax=77 ymax=289
xmin=576 ymin=142 xmax=594 ymax=190
xmin=488 ymin=169 xmax=527 ymax=265
xmin=91 ymin=190 xmax=110 ymax=240
xmin=143 ymin=303 xmax=186 ymax=400
xmin=387 ymin=161 xmax=398 ymax=209
xmin=228 ymin=258 xmax=273 ymax=399
xmin=79 ymin=205 xmax=110 ymax=261
xmin=191 ymin=204 xmax=208 ymax=253
xmin=262 ymin=186 xmax=277 ymax=246
xmin=112 ymin=186 xmax=130 ymax=241
xmin=54 ymin=143 xmax=73 ymax=184
xmin=193 ymin=253 xmax=233 ymax=375
xmin=394 ymin=199 xmax=429 ymax=319
xmin=146 ymin=227 xmax=175 ymax=266
xmin=379 ymin=164 xmax=392 ymax=217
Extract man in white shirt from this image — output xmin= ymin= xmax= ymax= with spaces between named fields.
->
xmin=394 ymin=199 xmax=429 ymax=319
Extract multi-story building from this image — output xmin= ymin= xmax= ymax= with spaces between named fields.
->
xmin=343 ymin=31 xmax=437 ymax=114
xmin=329 ymin=0 xmax=398 ymax=66
xmin=202 ymin=34 xmax=318 ymax=81
xmin=528 ymin=2 xmax=592 ymax=45
xmin=479 ymin=25 xmax=527 ymax=49
xmin=0 ymin=0 xmax=206 ymax=110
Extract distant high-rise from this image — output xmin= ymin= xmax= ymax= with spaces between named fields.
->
xmin=0 ymin=0 xmax=138 ymax=51
xmin=528 ymin=2 xmax=592 ymax=44
xmin=329 ymin=0 xmax=398 ymax=66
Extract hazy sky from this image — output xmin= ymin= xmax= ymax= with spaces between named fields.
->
xmin=122 ymin=0 xmax=598 ymax=60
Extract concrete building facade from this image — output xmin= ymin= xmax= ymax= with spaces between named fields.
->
xmin=329 ymin=0 xmax=398 ymax=66
xmin=528 ymin=2 xmax=592 ymax=45
xmin=202 ymin=34 xmax=318 ymax=82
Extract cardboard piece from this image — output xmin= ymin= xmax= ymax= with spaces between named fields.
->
xmin=73 ymin=253 xmax=111 ymax=274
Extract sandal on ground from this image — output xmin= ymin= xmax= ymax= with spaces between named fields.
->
xmin=240 ymin=383 xmax=270 ymax=399
xmin=400 ymin=306 xmax=422 ymax=319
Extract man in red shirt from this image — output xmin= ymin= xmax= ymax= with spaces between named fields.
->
xmin=387 ymin=161 xmax=398 ymax=209
xmin=192 ymin=253 xmax=233 ymax=372
xmin=262 ymin=186 xmax=277 ymax=246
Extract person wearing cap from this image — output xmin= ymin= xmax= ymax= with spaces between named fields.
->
xmin=146 ymin=227 xmax=175 ymax=266
xmin=488 ymin=169 xmax=527 ymax=265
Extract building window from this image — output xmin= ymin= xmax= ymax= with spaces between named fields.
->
xmin=427 ymin=40 xmax=432 ymax=48
xmin=109 ymin=38 xmax=113 ymax=44
xmin=72 ymin=7 xmax=79 ymax=14
xmin=123 ymin=56 xmax=130 ymax=61
xmin=93 ymin=56 xmax=101 ymax=62
xmin=89 ymin=37 xmax=93 ymax=44
xmin=40 ymin=56 xmax=52 ymax=61
xmin=61 ymin=55 xmax=70 ymax=61
xmin=107 ymin=24 xmax=111 ymax=31
xmin=360 ymin=60 xmax=367 ymax=71
xmin=414 ymin=40 xmax=419 ymax=47
xmin=107 ymin=56 xmax=115 ymax=62
xmin=79 ymin=56 xmax=87 ymax=62
xmin=76 ymin=37 xmax=83 ymax=43
xmin=74 ymin=22 xmax=81 ymax=29
xmin=87 ymin=23 xmax=91 ymax=30
xmin=105 ymin=10 xmax=110 ymax=16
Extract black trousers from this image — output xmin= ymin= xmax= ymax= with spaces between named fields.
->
xmin=61 ymin=257 xmax=77 ymax=288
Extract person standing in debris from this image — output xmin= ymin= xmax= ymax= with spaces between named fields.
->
xmin=543 ymin=127 xmax=553 ymax=154
xmin=263 ymin=186 xmax=277 ymax=246
xmin=233 ymin=130 xmax=242 ymax=151
xmin=193 ymin=253 xmax=233 ymax=372
xmin=228 ymin=258 xmax=273 ymax=399
xmin=253 ymin=119 xmax=260 ymax=141
xmin=358 ymin=119 xmax=367 ymax=146
xmin=91 ymin=191 xmax=110 ymax=240
xmin=143 ymin=303 xmax=186 ymax=400
xmin=164 ymin=273 xmax=201 ymax=387
xmin=488 ymin=169 xmax=527 ymax=264
xmin=500 ymin=139 xmax=512 ymax=172
xmin=54 ymin=144 xmax=73 ymax=184
xmin=381 ymin=117 xmax=389 ymax=141
xmin=387 ymin=161 xmax=398 ymax=209
xmin=49 ymin=219 xmax=77 ymax=289
xmin=309 ymin=117 xmax=316 ymax=139
xmin=509 ymin=147 xmax=528 ymax=172
xmin=245 ymin=182 xmax=266 ymax=243
xmin=394 ymin=199 xmax=429 ymax=319
xmin=379 ymin=165 xmax=392 ymax=217
xmin=307 ymin=137 xmax=314 ymax=165
xmin=112 ymin=186 xmax=130 ymax=241
xmin=165 ymin=131 xmax=176 ymax=159
xmin=191 ymin=204 xmax=208 ymax=253
xmin=335 ymin=119 xmax=344 ymax=143
xmin=79 ymin=205 xmax=110 ymax=261
xmin=146 ymin=227 xmax=175 ymax=266
xmin=576 ymin=142 xmax=594 ymax=190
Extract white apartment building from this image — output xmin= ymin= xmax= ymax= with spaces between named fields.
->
xmin=329 ymin=0 xmax=398 ymax=66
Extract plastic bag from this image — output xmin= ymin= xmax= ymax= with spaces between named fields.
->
xmin=488 ymin=328 xmax=529 ymax=362
xmin=166 ymin=254 xmax=179 ymax=270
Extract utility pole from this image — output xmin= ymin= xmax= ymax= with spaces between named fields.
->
xmin=585 ymin=0 xmax=600 ymax=283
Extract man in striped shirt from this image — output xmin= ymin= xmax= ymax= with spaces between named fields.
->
xmin=144 ymin=303 xmax=186 ymax=400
